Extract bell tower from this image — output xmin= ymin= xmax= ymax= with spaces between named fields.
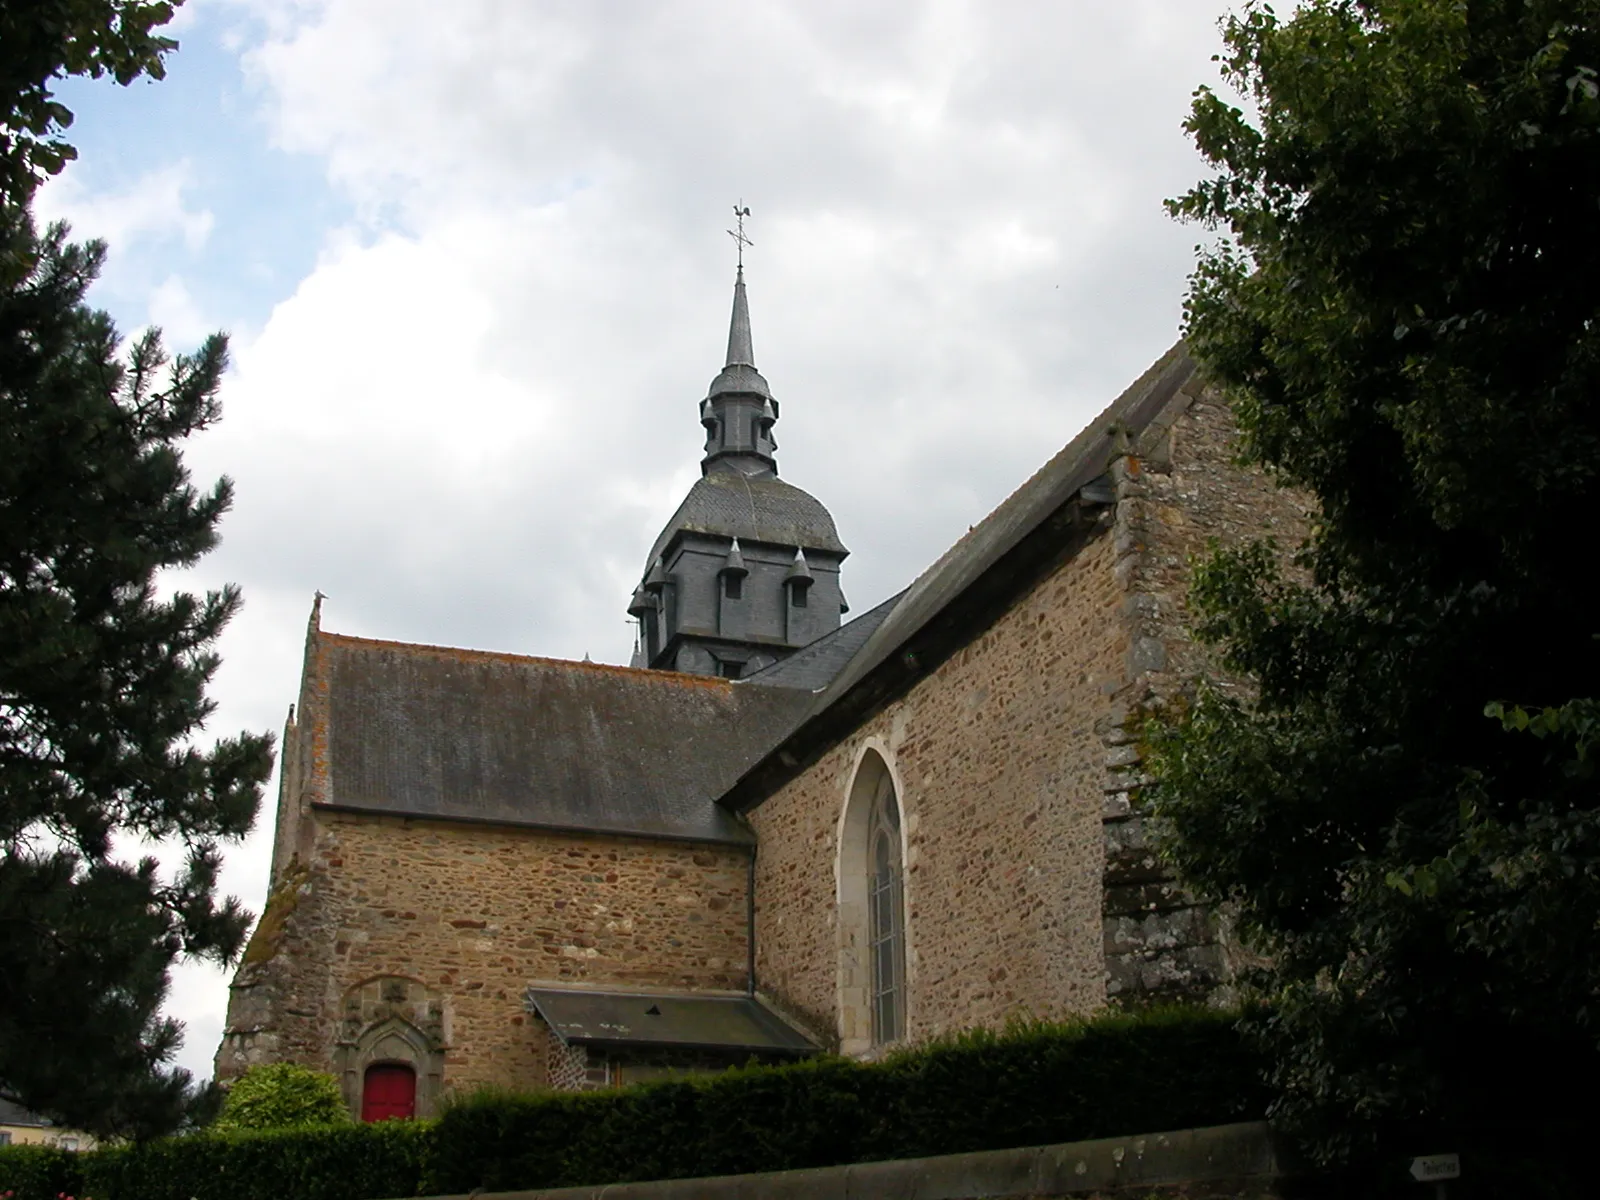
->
xmin=629 ymin=209 xmax=848 ymax=678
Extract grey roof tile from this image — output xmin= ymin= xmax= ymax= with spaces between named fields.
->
xmin=645 ymin=471 xmax=847 ymax=571
xmin=316 ymin=635 xmax=811 ymax=843
xmin=0 ymin=1098 xmax=49 ymax=1127
xmin=741 ymin=590 xmax=906 ymax=692
xmin=526 ymin=986 xmax=816 ymax=1056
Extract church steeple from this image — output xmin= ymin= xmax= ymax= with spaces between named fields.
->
xmin=726 ymin=265 xmax=754 ymax=366
xmin=630 ymin=208 xmax=847 ymax=679
xmin=701 ymin=265 xmax=779 ymax=478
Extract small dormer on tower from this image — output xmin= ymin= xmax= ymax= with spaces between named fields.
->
xmin=629 ymin=223 xmax=848 ymax=679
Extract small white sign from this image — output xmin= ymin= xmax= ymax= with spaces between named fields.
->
xmin=1410 ymin=1153 xmax=1461 ymax=1182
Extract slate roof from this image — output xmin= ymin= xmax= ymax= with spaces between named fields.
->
xmin=526 ymin=987 xmax=816 ymax=1056
xmin=0 ymin=1098 xmax=47 ymax=1127
xmin=311 ymin=634 xmax=812 ymax=844
xmin=706 ymin=361 xmax=771 ymax=401
xmin=644 ymin=471 xmax=847 ymax=571
xmin=721 ymin=343 xmax=1200 ymax=811
xmin=741 ymin=589 xmax=906 ymax=691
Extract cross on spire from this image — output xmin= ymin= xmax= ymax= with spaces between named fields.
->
xmin=727 ymin=202 xmax=752 ymax=271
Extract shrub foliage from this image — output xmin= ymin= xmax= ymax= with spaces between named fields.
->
xmin=211 ymin=1062 xmax=350 ymax=1133
xmin=0 ymin=1007 xmax=1262 ymax=1200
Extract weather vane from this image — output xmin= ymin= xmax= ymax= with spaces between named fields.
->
xmin=727 ymin=201 xmax=752 ymax=270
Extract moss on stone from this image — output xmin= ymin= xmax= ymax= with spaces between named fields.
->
xmin=241 ymin=859 xmax=310 ymax=967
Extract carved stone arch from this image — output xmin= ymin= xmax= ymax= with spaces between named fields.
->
xmin=836 ymin=744 xmax=909 ymax=1056
xmin=332 ymin=975 xmax=447 ymax=1118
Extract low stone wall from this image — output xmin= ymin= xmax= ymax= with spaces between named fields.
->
xmin=415 ymin=1121 xmax=1285 ymax=1199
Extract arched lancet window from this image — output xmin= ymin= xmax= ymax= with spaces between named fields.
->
xmin=867 ymin=775 xmax=904 ymax=1044
xmin=838 ymin=750 xmax=907 ymax=1053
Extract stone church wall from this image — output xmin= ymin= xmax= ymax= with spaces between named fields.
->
xmin=1099 ymin=382 xmax=1312 ymax=1003
xmin=217 ymin=812 xmax=750 ymax=1107
xmin=748 ymin=528 xmax=1126 ymax=1047
xmin=747 ymin=381 xmax=1313 ymax=1047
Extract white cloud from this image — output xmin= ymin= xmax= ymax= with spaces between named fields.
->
xmin=145 ymin=0 xmax=1242 ymax=1079
xmin=35 ymin=161 xmax=215 ymax=252
xmin=148 ymin=275 xmax=213 ymax=347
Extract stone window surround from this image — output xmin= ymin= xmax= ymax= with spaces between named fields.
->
xmin=834 ymin=738 xmax=914 ymax=1057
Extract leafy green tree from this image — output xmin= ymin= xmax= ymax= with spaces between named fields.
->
xmin=0 ymin=0 xmax=184 ymax=204
xmin=212 ymin=1064 xmax=351 ymax=1133
xmin=1150 ymin=0 xmax=1600 ymax=1167
xmin=0 ymin=209 xmax=272 ymax=1139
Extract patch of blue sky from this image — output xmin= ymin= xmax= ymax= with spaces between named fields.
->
xmin=46 ymin=4 xmax=350 ymax=346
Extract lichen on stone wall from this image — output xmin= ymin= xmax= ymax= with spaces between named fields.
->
xmin=240 ymin=857 xmax=311 ymax=967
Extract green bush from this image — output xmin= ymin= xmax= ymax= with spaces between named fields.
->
xmin=425 ymin=1005 xmax=1268 ymax=1193
xmin=0 ymin=1143 xmax=85 ymax=1200
xmin=81 ymin=1120 xmax=430 ymax=1200
xmin=1 ymin=1007 xmax=1264 ymax=1199
xmin=211 ymin=1063 xmax=350 ymax=1133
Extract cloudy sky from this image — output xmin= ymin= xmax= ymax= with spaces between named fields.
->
xmin=38 ymin=0 xmax=1238 ymax=1081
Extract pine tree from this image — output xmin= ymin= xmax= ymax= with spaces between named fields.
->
xmin=0 ymin=207 xmax=273 ymax=1139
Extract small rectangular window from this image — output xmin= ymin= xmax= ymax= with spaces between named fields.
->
xmin=0 ymin=1132 xmax=12 ymax=1146
xmin=750 ymin=416 xmax=761 ymax=445
xmin=791 ymin=586 xmax=807 ymax=609
xmin=724 ymin=574 xmax=742 ymax=600
xmin=717 ymin=659 xmax=742 ymax=679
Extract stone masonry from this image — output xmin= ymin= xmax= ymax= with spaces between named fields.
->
xmin=1099 ymin=379 xmax=1311 ymax=1003
xmin=748 ymin=527 xmax=1126 ymax=1046
xmin=748 ymin=379 xmax=1312 ymax=1048
xmin=216 ymin=812 xmax=750 ymax=1109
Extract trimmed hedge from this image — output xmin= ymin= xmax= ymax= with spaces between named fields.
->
xmin=0 ymin=1144 xmax=82 ymax=1198
xmin=82 ymin=1121 xmax=430 ymax=1200
xmin=0 ymin=1006 xmax=1266 ymax=1200
xmin=425 ymin=1005 xmax=1268 ymax=1193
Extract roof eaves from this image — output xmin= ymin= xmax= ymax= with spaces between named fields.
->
xmin=309 ymin=801 xmax=758 ymax=847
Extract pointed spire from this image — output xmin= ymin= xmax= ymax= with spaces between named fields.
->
xmin=721 ymin=536 xmax=748 ymax=576
xmin=702 ymin=241 xmax=774 ymax=476
xmin=725 ymin=265 xmax=754 ymax=367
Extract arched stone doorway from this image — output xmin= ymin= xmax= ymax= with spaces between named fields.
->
xmin=334 ymin=976 xmax=446 ymax=1119
xmin=837 ymin=748 xmax=907 ymax=1055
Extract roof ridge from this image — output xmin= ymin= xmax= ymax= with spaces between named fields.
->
xmin=318 ymin=630 xmax=736 ymax=690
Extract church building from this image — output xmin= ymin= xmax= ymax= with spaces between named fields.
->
xmin=214 ymin=262 xmax=1306 ymax=1120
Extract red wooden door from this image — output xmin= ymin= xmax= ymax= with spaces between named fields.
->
xmin=361 ymin=1064 xmax=416 ymax=1122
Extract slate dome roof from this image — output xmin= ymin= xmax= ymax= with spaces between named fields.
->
xmin=706 ymin=362 xmax=771 ymax=400
xmin=644 ymin=470 xmax=846 ymax=573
